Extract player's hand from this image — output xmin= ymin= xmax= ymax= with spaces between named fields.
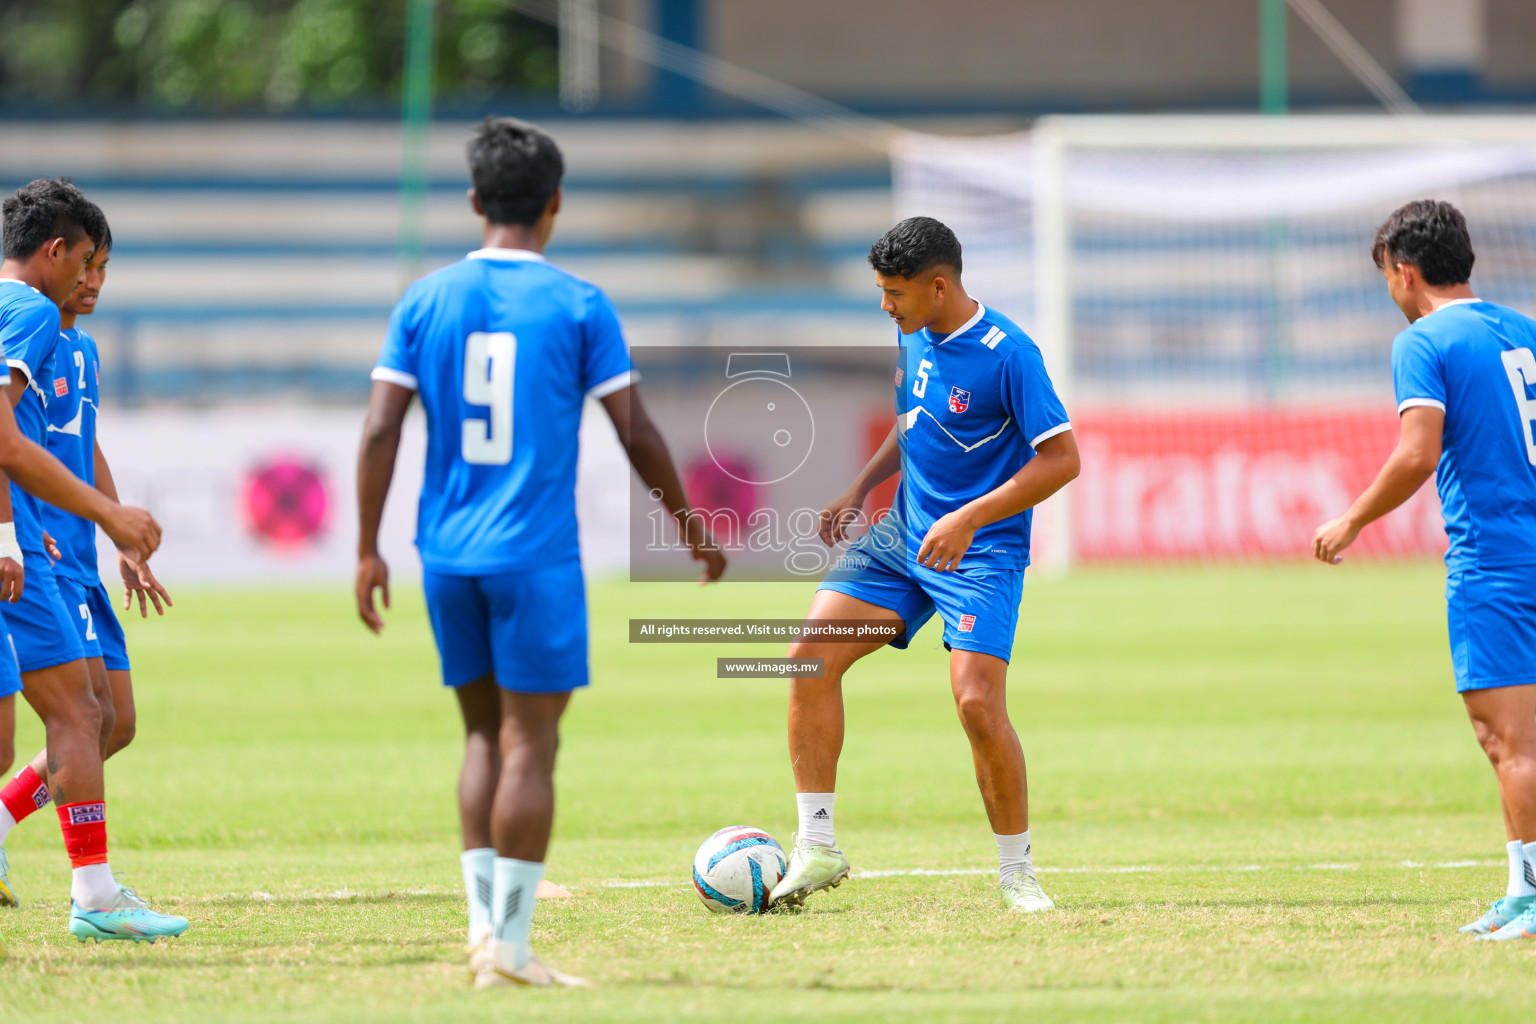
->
xmin=40 ymin=531 xmax=60 ymax=563
xmin=119 ymin=550 xmax=172 ymax=618
xmin=356 ymin=552 xmax=391 ymax=633
xmin=1312 ymin=515 xmax=1361 ymax=565
xmin=677 ymin=515 xmax=726 ymax=584
xmin=817 ymin=488 xmax=866 ymax=547
xmin=917 ymin=509 xmax=976 ymax=573
xmin=100 ymin=504 xmax=161 ymax=563
xmin=0 ymin=556 xmax=22 ymax=603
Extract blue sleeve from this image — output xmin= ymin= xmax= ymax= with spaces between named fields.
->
xmin=1001 ymin=341 xmax=1071 ymax=449
xmin=2 ymin=296 xmax=61 ymax=386
xmin=581 ymin=289 xmax=635 ymax=397
xmin=1391 ymin=327 xmax=1446 ymax=413
xmin=372 ymin=289 xmax=422 ymax=390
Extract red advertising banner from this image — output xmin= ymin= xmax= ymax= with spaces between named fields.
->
xmin=1071 ymin=409 xmax=1446 ymax=560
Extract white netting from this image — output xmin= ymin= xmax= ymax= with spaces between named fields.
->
xmin=890 ymin=119 xmax=1536 ymax=562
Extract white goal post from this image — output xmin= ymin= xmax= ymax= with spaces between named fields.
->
xmin=893 ymin=115 xmax=1536 ymax=574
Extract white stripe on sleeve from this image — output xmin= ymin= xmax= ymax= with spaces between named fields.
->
xmin=1397 ymin=397 xmax=1445 ymax=414
xmin=1029 ymin=421 xmax=1073 ymax=448
xmin=370 ymin=366 xmax=418 ymax=391
xmin=588 ymin=369 xmax=639 ymax=398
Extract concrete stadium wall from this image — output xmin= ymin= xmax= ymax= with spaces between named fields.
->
xmin=707 ymin=0 xmax=1536 ymax=106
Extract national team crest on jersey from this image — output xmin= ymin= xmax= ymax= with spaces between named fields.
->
xmin=958 ymin=613 xmax=976 ymax=632
xmin=53 ymin=377 xmax=67 ymax=397
xmin=948 ymin=387 xmax=970 ymax=413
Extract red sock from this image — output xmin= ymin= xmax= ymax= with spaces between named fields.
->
xmin=57 ymin=802 xmax=108 ymax=867
xmin=0 ymin=766 xmax=50 ymax=823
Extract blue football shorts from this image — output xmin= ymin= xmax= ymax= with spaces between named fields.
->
xmin=0 ymin=608 xmax=21 ymax=697
xmin=1446 ymin=564 xmax=1536 ymax=693
xmin=56 ymin=575 xmax=130 ymax=672
xmin=817 ymin=535 xmax=1025 ymax=664
xmin=8 ymin=554 xmax=87 ymax=674
xmin=422 ymin=561 xmax=590 ymax=693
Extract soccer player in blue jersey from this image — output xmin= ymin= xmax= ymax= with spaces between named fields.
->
xmin=0 ymin=226 xmax=173 ymax=895
xmin=0 ymin=180 xmax=173 ymax=938
xmin=1314 ymin=199 xmax=1536 ymax=942
xmin=356 ymin=117 xmax=724 ymax=987
xmin=770 ymin=217 xmax=1080 ymax=914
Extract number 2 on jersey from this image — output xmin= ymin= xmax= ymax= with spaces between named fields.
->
xmin=462 ymin=331 xmax=515 ymax=465
xmin=1501 ymin=347 xmax=1536 ymax=465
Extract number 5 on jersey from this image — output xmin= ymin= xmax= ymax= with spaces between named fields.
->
xmin=463 ymin=331 xmax=515 ymax=465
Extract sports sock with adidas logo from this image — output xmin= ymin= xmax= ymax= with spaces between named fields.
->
xmin=796 ymin=792 xmax=835 ymax=847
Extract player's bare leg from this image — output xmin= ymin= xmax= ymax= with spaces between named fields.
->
xmin=0 ymin=692 xmax=14 ymax=906
xmin=20 ymin=661 xmax=105 ymax=809
xmin=103 ymin=669 xmax=135 ymax=758
xmin=26 ymin=657 xmax=115 ymax=785
xmin=771 ymin=589 xmax=900 ymax=910
xmin=474 ymin=687 xmax=588 ymax=988
xmin=950 ymin=651 xmax=1027 ymax=833
xmin=454 ymin=676 xmax=500 ymax=966
xmin=1463 ymin=685 xmax=1536 ymax=939
xmin=1464 ymin=685 xmax=1536 ymax=837
xmin=1 ymin=659 xmax=131 ymax=910
xmin=0 ymin=693 xmax=13 ymax=778
xmin=12 ymin=658 xmax=187 ymax=939
xmin=950 ymin=649 xmax=1052 ymax=912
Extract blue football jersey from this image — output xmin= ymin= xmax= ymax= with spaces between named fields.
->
xmin=892 ymin=303 xmax=1070 ymax=571
xmin=42 ymin=325 xmax=101 ymax=584
xmin=0 ymin=279 xmax=62 ymax=557
xmin=373 ymin=248 xmax=634 ymax=575
xmin=1393 ymin=298 xmax=1536 ymax=571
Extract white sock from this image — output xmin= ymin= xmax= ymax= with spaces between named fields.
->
xmin=461 ymin=847 xmax=495 ymax=945
xmin=490 ymin=857 xmax=544 ymax=970
xmin=796 ymin=792 xmax=835 ymax=848
xmin=0 ymin=805 xmax=15 ymax=846
xmin=996 ymin=830 xmax=1034 ymax=886
xmin=1520 ymin=840 xmax=1536 ymax=897
xmin=71 ymin=862 xmax=118 ymax=908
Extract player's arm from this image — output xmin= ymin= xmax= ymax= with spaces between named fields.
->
xmin=96 ymin=440 xmax=172 ymax=617
xmin=917 ymin=430 xmax=1081 ymax=572
xmin=0 ymin=453 xmax=21 ymax=603
xmin=1313 ymin=406 xmax=1442 ymax=564
xmin=355 ymin=379 xmax=413 ymax=632
xmin=0 ymin=377 xmax=159 ymax=560
xmin=598 ymin=384 xmax=726 ymax=583
xmin=819 ymin=423 xmax=901 ymax=546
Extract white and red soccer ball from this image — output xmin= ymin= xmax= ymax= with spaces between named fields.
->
xmin=692 ymin=825 xmax=786 ymax=914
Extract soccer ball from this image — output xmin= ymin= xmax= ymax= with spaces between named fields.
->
xmin=691 ymin=825 xmax=786 ymax=914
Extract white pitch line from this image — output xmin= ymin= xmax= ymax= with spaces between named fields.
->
xmin=600 ymin=859 xmax=1500 ymax=890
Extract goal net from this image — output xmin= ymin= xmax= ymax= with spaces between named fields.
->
xmin=891 ymin=116 xmax=1536 ymax=570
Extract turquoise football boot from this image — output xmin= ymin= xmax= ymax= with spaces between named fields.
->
xmin=1459 ymin=895 xmax=1535 ymax=935
xmin=1479 ymin=901 xmax=1536 ymax=942
xmin=69 ymin=886 xmax=189 ymax=943
xmin=0 ymin=846 xmax=17 ymax=907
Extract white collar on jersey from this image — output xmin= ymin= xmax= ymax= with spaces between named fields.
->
xmin=1424 ymin=296 xmax=1481 ymax=316
xmin=930 ymin=300 xmax=986 ymax=345
xmin=466 ymin=247 xmax=547 ymax=263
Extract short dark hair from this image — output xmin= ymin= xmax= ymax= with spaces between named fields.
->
xmin=467 ymin=117 xmax=564 ymax=227
xmin=868 ymin=216 xmax=963 ymax=279
xmin=86 ymin=199 xmax=112 ymax=255
xmin=1371 ymin=199 xmax=1474 ymax=286
xmin=1 ymin=178 xmax=105 ymax=261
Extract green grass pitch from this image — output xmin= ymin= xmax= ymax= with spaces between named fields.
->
xmin=1 ymin=563 xmax=1530 ymax=1022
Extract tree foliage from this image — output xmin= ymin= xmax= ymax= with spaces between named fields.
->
xmin=0 ymin=0 xmax=559 ymax=113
